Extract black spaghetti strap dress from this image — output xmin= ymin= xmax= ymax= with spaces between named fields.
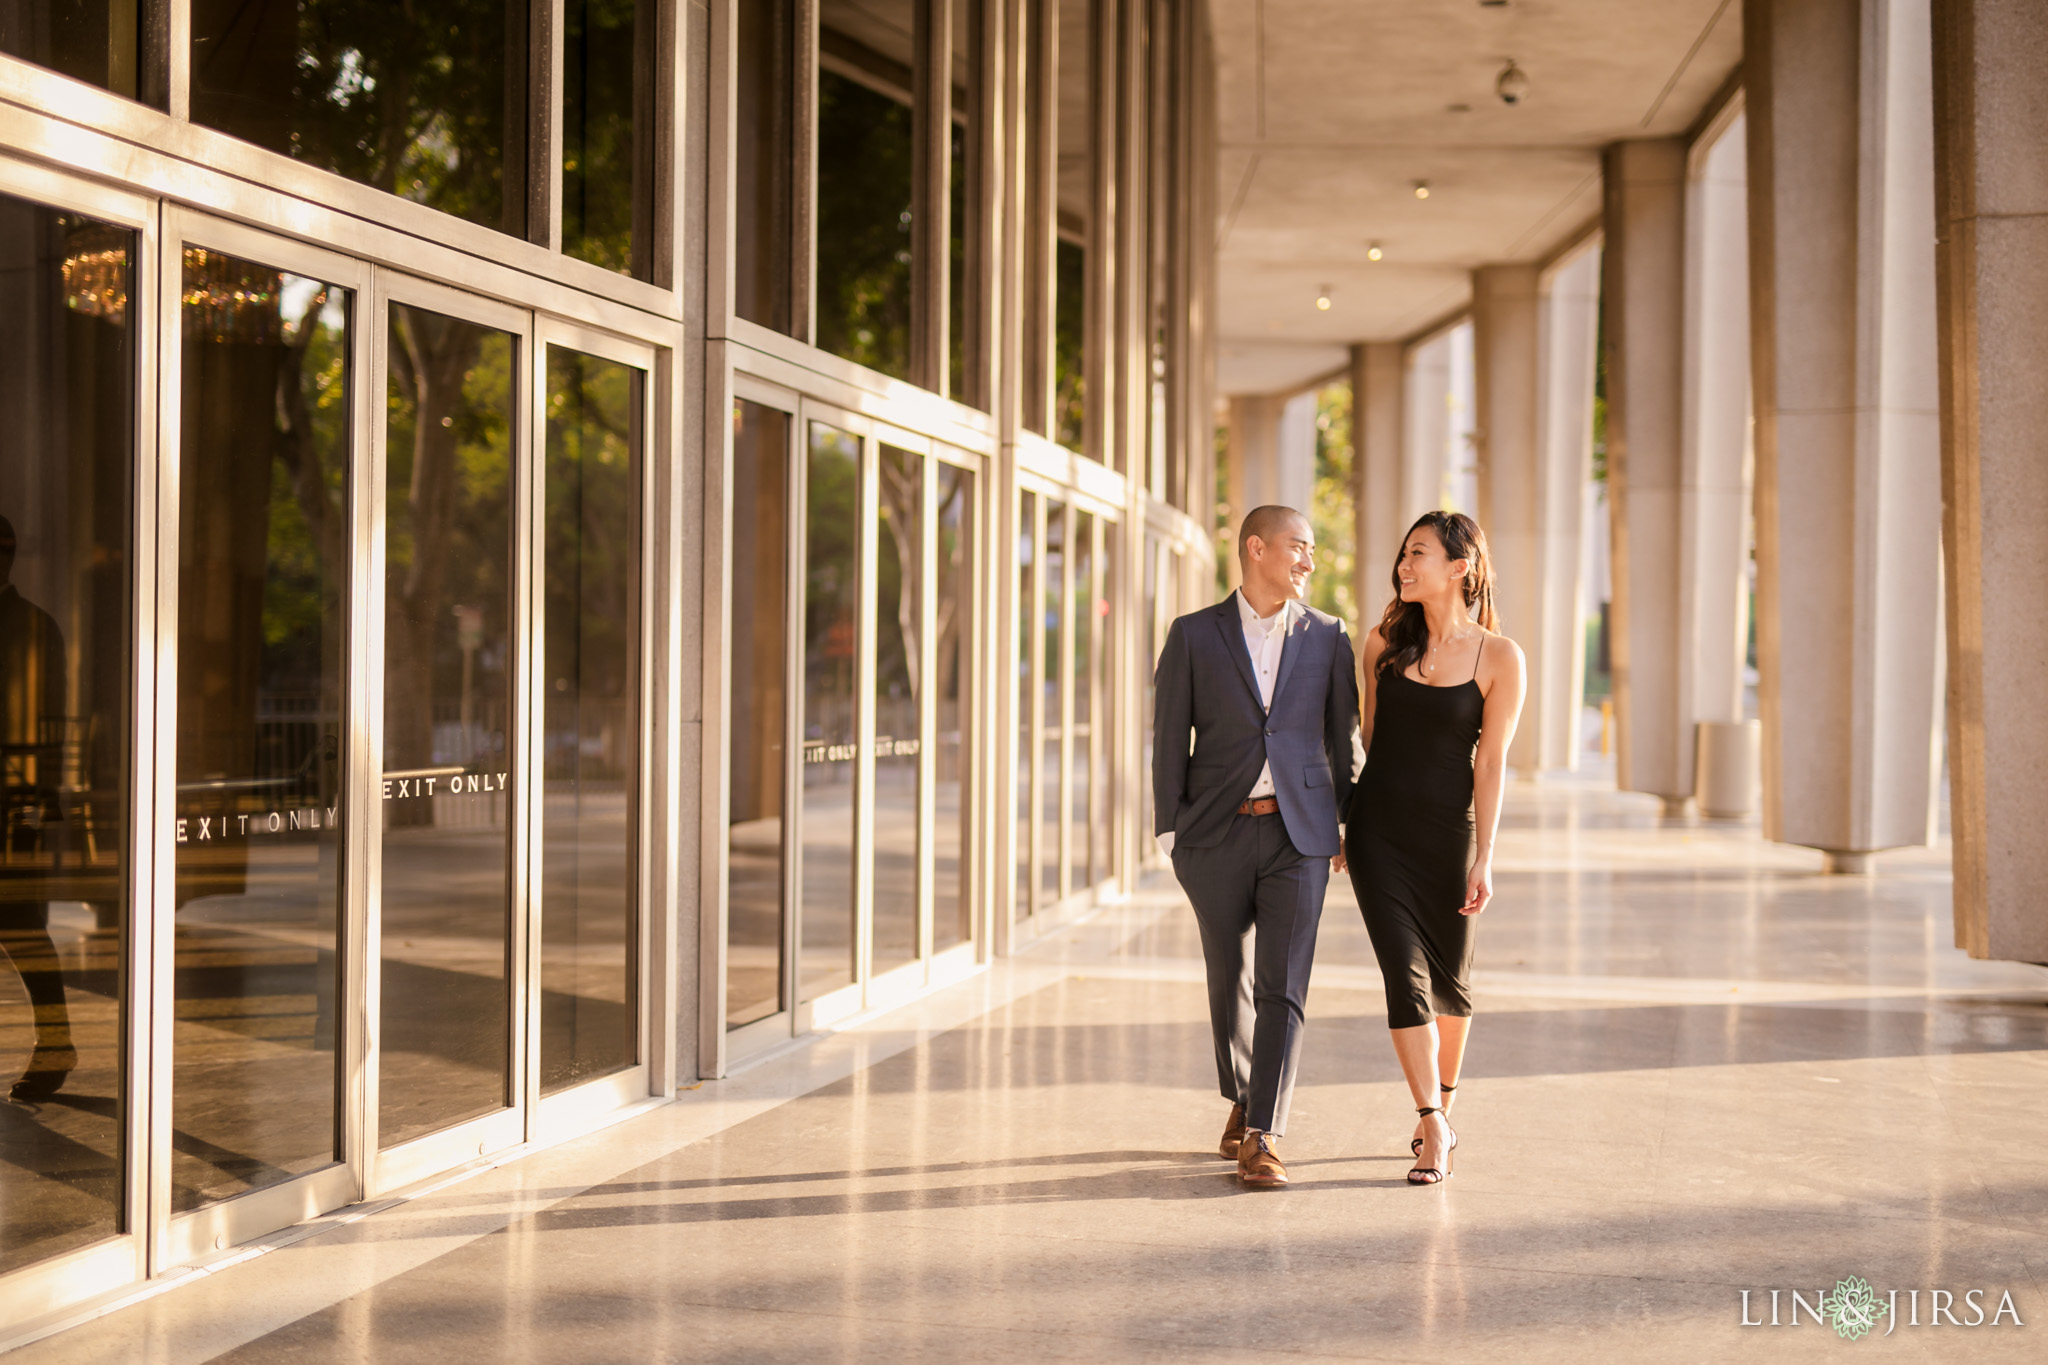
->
xmin=1345 ymin=639 xmax=1487 ymax=1029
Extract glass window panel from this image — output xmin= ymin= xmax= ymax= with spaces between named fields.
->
xmin=816 ymin=1 xmax=914 ymax=380
xmin=0 ymin=0 xmax=145 ymax=99
xmin=1039 ymin=501 xmax=1063 ymax=902
xmin=1070 ymin=511 xmax=1092 ymax=887
xmin=735 ymin=0 xmax=795 ymax=332
xmin=933 ymin=462 xmax=974 ymax=950
xmin=800 ymin=423 xmax=858 ymax=1000
xmin=946 ymin=0 xmax=980 ymax=407
xmin=1052 ymin=237 xmax=1085 ymax=454
xmin=1013 ymin=491 xmax=1034 ymax=919
xmin=190 ymin=1 xmax=528 ymax=237
xmin=0 ymin=197 xmax=133 ymax=1276
xmin=171 ymin=248 xmax=349 ymax=1212
xmin=379 ymin=302 xmax=515 ymax=1148
xmin=727 ymin=401 xmax=788 ymax=1029
xmin=1051 ymin=0 xmax=1093 ymax=455
xmin=563 ymin=0 xmax=652 ymax=277
xmin=1091 ymin=518 xmax=1113 ymax=883
xmin=540 ymin=346 xmax=640 ymax=1095
xmin=873 ymin=446 xmax=920 ymax=974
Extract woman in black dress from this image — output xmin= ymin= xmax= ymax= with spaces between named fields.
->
xmin=1344 ymin=511 xmax=1524 ymax=1185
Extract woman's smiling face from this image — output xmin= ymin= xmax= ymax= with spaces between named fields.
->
xmin=1397 ymin=525 xmax=1466 ymax=604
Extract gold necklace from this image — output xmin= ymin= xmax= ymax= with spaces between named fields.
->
xmin=1423 ymin=625 xmax=1477 ymax=675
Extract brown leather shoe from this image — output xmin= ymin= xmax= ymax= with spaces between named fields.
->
xmin=1219 ymin=1103 xmax=1247 ymax=1160
xmin=1237 ymin=1128 xmax=1288 ymax=1186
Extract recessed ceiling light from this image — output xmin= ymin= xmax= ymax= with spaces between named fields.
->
xmin=1315 ymin=285 xmax=1333 ymax=310
xmin=1367 ymin=243 xmax=1384 ymax=262
xmin=1413 ymin=181 xmax=1431 ymax=200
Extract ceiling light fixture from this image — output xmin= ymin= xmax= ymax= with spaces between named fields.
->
xmin=1413 ymin=181 xmax=1431 ymax=200
xmin=1496 ymin=58 xmax=1529 ymax=106
xmin=1367 ymin=243 xmax=1384 ymax=262
xmin=1315 ymin=285 xmax=1333 ymax=310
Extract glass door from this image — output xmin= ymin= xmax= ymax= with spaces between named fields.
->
xmin=0 ymin=161 xmax=155 ymax=1326
xmin=532 ymin=319 xmax=653 ymax=1136
xmin=368 ymin=276 xmax=531 ymax=1191
xmin=156 ymin=210 xmax=372 ymax=1265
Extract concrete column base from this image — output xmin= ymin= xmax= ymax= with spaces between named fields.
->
xmin=1659 ymin=795 xmax=1694 ymax=819
xmin=1695 ymin=719 xmax=1760 ymax=819
xmin=1823 ymin=851 xmax=1875 ymax=876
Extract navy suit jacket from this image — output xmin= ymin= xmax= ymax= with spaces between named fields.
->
xmin=1152 ymin=596 xmax=1360 ymax=858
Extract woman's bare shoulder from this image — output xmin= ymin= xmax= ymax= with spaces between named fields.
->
xmin=1480 ymin=631 xmax=1527 ymax=677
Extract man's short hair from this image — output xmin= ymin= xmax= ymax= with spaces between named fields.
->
xmin=1238 ymin=505 xmax=1306 ymax=563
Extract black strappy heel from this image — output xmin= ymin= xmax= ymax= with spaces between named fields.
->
xmin=1411 ymin=1082 xmax=1459 ymax=1156
xmin=1408 ymin=1106 xmax=1454 ymax=1185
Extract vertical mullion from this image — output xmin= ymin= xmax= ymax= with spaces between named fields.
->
xmin=792 ymin=0 xmax=820 ymax=345
xmin=137 ymin=201 xmax=171 ymax=1278
xmin=911 ymin=0 xmax=951 ymax=394
xmin=344 ymin=263 xmax=383 ymax=1190
xmin=515 ymin=323 xmax=544 ymax=1134
xmin=360 ymin=270 xmax=391 ymax=1172
xmin=160 ymin=0 xmax=188 ymax=119
xmin=533 ymin=0 xmax=566 ymax=251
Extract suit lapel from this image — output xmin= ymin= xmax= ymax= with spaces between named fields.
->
xmin=1212 ymin=598 xmax=1265 ymax=711
xmin=1266 ymin=604 xmax=1312 ymax=715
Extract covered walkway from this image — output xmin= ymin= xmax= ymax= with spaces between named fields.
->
xmin=20 ymin=779 xmax=2043 ymax=1362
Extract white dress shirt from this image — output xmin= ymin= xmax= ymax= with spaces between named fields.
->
xmin=1158 ymin=591 xmax=1298 ymax=857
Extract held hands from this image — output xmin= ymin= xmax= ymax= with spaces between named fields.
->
xmin=1459 ymin=858 xmax=1493 ymax=916
xmin=1331 ymin=851 xmax=1347 ymax=874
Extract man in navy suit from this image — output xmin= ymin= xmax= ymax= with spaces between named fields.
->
xmin=1152 ymin=505 xmax=1359 ymax=1186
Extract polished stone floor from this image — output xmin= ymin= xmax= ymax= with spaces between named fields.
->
xmin=17 ymin=777 xmax=2048 ymax=1362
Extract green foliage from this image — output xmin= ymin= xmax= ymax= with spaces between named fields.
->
xmin=1053 ymin=241 xmax=1086 ymax=452
xmin=276 ymin=0 xmax=522 ymax=231
xmin=1307 ymin=382 xmax=1356 ymax=625
xmin=562 ymin=0 xmax=645 ymax=274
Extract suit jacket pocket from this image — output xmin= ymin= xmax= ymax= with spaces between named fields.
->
xmin=1303 ymin=764 xmax=1330 ymax=789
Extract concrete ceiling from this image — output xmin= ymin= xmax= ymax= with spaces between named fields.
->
xmin=1212 ymin=0 xmax=1742 ymax=396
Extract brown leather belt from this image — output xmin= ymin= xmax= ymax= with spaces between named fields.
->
xmin=1236 ymin=797 xmax=1281 ymax=816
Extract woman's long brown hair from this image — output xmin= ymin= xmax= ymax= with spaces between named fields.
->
xmin=1374 ymin=511 xmax=1498 ymax=679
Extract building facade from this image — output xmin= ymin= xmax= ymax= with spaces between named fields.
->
xmin=0 ymin=0 xmax=1217 ymax=1326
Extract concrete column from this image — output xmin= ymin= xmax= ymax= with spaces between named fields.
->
xmin=1403 ymin=330 xmax=1453 ymax=518
xmin=1602 ymin=137 xmax=1693 ymax=811
xmin=1681 ymin=116 xmax=1754 ymax=737
xmin=1930 ymin=0 xmax=2048 ymax=959
xmin=1225 ymin=390 xmax=1316 ymax=555
xmin=1744 ymin=0 xmax=1943 ymax=866
xmin=1350 ymin=342 xmax=1405 ymax=624
xmin=1533 ymin=245 xmax=1602 ymax=773
xmin=1472 ymin=265 xmax=1545 ymax=770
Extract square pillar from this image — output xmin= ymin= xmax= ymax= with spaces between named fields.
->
xmin=1745 ymin=0 xmax=1944 ymax=863
xmin=1473 ymin=264 xmax=1545 ymax=770
xmin=1602 ymin=137 xmax=1693 ymax=810
xmin=1681 ymin=115 xmax=1755 ymax=738
xmin=1350 ymin=341 xmax=1405 ymax=624
xmin=1534 ymin=245 xmax=1601 ymax=773
xmin=1931 ymin=0 xmax=2048 ymax=960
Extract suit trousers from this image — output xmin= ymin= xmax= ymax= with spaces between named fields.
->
xmin=1171 ymin=812 xmax=1327 ymax=1135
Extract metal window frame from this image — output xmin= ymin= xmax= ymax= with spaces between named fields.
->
xmin=151 ymin=208 xmax=376 ymax=1270
xmin=0 ymin=152 xmax=160 ymax=1334
xmin=529 ymin=314 xmax=662 ymax=1142
xmin=363 ymin=272 xmax=535 ymax=1198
